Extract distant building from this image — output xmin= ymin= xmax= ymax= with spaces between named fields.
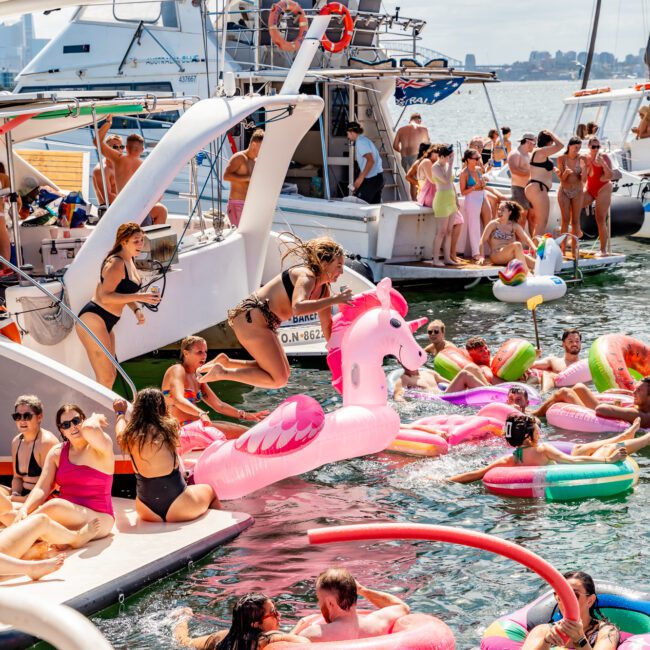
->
xmin=0 ymin=15 xmax=48 ymax=89
xmin=465 ymin=53 xmax=476 ymax=70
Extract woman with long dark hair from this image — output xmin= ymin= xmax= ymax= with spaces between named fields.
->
xmin=174 ymin=593 xmax=310 ymax=649
xmin=522 ymin=571 xmax=620 ymax=649
xmin=557 ymin=136 xmax=587 ymax=253
xmin=116 ymin=388 xmax=219 ymax=523
xmin=77 ymin=222 xmax=160 ymax=387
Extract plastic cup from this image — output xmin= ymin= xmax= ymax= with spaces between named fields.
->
xmin=63 ymin=229 xmax=71 ymax=239
xmin=49 ymin=226 xmax=59 ymax=239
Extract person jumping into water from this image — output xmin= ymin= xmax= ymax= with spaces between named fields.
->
xmin=198 ymin=235 xmax=352 ymax=389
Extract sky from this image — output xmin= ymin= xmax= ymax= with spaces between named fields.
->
xmin=23 ymin=0 xmax=650 ymax=66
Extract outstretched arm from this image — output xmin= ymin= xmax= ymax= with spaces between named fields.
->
xmin=449 ymin=455 xmax=513 ymax=483
xmin=356 ymin=581 xmax=409 ymax=613
xmin=595 ymin=404 xmax=643 ymax=425
xmin=98 ymin=116 xmax=122 ymax=164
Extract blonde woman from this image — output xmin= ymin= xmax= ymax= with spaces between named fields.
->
xmin=199 ymin=235 xmax=352 ymax=388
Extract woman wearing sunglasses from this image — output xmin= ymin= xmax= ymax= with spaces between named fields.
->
xmin=522 ymin=571 xmax=619 ymax=649
xmin=7 ymin=395 xmax=58 ymax=500
xmin=174 ymin=593 xmax=310 ymax=649
xmin=12 ymin=404 xmax=115 ymax=544
xmin=584 ymin=137 xmax=613 ymax=256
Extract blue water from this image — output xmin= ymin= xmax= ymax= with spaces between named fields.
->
xmin=87 ymin=239 xmax=650 ymax=649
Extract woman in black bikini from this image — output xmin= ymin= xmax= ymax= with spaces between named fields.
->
xmin=523 ymin=571 xmax=620 ymax=650
xmin=199 ymin=235 xmax=352 ymax=389
xmin=524 ymin=130 xmax=564 ymax=236
xmin=116 ymin=388 xmax=220 ymax=523
xmin=76 ymin=222 xmax=160 ymax=388
xmin=8 ymin=395 xmax=58 ymax=500
xmin=174 ymin=593 xmax=310 ymax=649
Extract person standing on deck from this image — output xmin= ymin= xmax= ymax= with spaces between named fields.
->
xmin=346 ymin=122 xmax=384 ymax=204
xmin=393 ymin=113 xmax=430 ymax=199
xmin=92 ymin=134 xmax=121 ymax=207
xmin=508 ymin=133 xmax=536 ymax=234
xmin=222 ymin=128 xmax=265 ymax=228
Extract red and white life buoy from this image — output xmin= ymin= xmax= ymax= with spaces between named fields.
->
xmin=319 ymin=2 xmax=354 ymax=54
xmin=573 ymin=86 xmax=611 ymax=97
xmin=0 ymin=306 xmax=20 ymax=343
xmin=268 ymin=0 xmax=308 ymax=52
xmin=634 ymin=82 xmax=650 ymax=92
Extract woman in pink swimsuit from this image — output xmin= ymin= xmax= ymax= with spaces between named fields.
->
xmin=13 ymin=404 xmax=115 ymax=543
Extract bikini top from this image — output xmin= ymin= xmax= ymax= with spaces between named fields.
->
xmin=530 ymin=152 xmax=554 ymax=172
xmin=467 ymin=171 xmax=478 ymax=187
xmin=101 ymin=257 xmax=142 ymax=294
xmin=282 ymin=267 xmax=328 ymax=303
xmin=162 ymin=387 xmax=202 ymax=404
xmin=15 ymin=432 xmax=42 ymax=478
xmin=492 ymin=225 xmax=514 ymax=241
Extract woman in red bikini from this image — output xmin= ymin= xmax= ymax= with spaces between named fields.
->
xmin=13 ymin=404 xmax=115 ymax=543
xmin=583 ymin=137 xmax=613 ymax=256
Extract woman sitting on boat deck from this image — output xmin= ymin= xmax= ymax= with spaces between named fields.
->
xmin=76 ymin=222 xmax=161 ymax=389
xmin=5 ymin=394 xmax=59 ymax=501
xmin=12 ymin=404 xmax=114 ymax=544
xmin=632 ymin=105 xmax=650 ymax=140
xmin=116 ymin=388 xmax=220 ymax=523
xmin=198 ymin=235 xmax=352 ymax=389
xmin=522 ymin=571 xmax=620 ymax=650
xmin=174 ymin=594 xmax=310 ymax=649
xmin=450 ymin=413 xmax=639 ymax=484
xmin=161 ymin=336 xmax=269 ymax=453
xmin=478 ymin=201 xmax=537 ymax=272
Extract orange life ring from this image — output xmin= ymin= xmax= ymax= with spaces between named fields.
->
xmin=0 ymin=306 xmax=20 ymax=343
xmin=573 ymin=86 xmax=611 ymax=97
xmin=319 ymin=2 xmax=354 ymax=54
xmin=268 ymin=0 xmax=308 ymax=53
xmin=634 ymin=82 xmax=650 ymax=92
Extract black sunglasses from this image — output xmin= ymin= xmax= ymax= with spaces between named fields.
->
xmin=591 ymin=145 xmax=601 ymax=149
xmin=111 ymin=144 xmax=125 ymax=150
xmin=428 ymin=329 xmax=441 ymax=335
xmin=59 ymin=416 xmax=82 ymax=430
xmin=12 ymin=412 xmax=34 ymax=422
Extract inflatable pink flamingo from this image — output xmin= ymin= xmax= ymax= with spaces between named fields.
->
xmin=193 ymin=278 xmax=427 ymax=500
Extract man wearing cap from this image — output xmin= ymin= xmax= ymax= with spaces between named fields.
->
xmin=507 ymin=133 xmax=536 ymax=233
xmin=393 ymin=113 xmax=429 ymax=199
xmin=346 ymin=122 xmax=384 ymax=204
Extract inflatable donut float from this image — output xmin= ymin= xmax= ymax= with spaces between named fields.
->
xmin=482 ymin=581 xmax=650 ymax=649
xmin=554 ymin=359 xmax=592 ymax=387
xmin=589 ymin=334 xmax=650 ymax=391
xmin=491 ymin=339 xmax=537 ymax=382
xmin=546 ymin=403 xmax=630 ymax=433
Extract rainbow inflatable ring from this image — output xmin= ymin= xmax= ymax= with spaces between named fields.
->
xmin=589 ymin=334 xmax=650 ymax=391
xmin=498 ymin=259 xmax=527 ymax=286
xmin=482 ymin=581 xmax=650 ymax=649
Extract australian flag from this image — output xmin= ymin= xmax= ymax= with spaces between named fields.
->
xmin=394 ymin=77 xmax=465 ymax=106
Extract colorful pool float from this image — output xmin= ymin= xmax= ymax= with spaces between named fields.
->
xmin=482 ymin=581 xmax=650 ymax=649
xmin=546 ymin=403 xmax=631 ymax=433
xmin=554 ymin=359 xmax=592 ymax=387
xmin=589 ymin=334 xmax=650 ymax=391
xmin=491 ymin=338 xmax=537 ymax=382
xmin=433 ymin=346 xmax=473 ymax=381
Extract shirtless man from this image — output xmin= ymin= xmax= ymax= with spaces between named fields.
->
xmin=423 ymin=319 xmax=454 ymax=358
xmin=98 ymin=116 xmax=167 ymax=225
xmin=531 ymin=328 xmax=582 ymax=391
xmin=393 ymin=113 xmax=430 ymax=199
xmin=393 ymin=365 xmax=487 ymax=402
xmin=92 ymin=134 xmax=121 ymax=206
xmin=506 ymin=385 xmax=530 ymax=413
xmin=507 ymin=132 xmax=536 ymax=233
xmin=292 ymin=568 xmax=409 ymax=642
xmin=223 ymin=128 xmax=264 ymax=227
xmin=533 ymin=376 xmax=650 ymax=429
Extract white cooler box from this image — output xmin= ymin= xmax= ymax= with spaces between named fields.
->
xmin=41 ymin=237 xmax=87 ymax=272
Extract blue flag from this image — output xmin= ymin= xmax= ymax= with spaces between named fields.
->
xmin=394 ymin=77 xmax=465 ymax=106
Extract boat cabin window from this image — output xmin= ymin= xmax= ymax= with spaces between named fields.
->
xmin=76 ymin=1 xmax=178 ymax=28
xmin=554 ymin=104 xmax=580 ymax=141
xmin=595 ymin=98 xmax=641 ymax=145
xmin=574 ymin=101 xmax=608 ymax=138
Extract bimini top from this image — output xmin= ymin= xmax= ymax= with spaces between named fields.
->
xmin=0 ymin=91 xmax=194 ymax=143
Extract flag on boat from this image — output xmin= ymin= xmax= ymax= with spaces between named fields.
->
xmin=394 ymin=77 xmax=465 ymax=106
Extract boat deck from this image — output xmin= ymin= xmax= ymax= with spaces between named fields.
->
xmin=0 ymin=498 xmax=253 ymax=649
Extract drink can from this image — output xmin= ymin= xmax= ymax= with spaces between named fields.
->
xmin=150 ymin=285 xmax=160 ymax=295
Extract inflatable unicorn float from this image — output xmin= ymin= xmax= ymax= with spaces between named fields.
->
xmin=192 ymin=278 xmax=427 ymax=500
xmin=493 ymin=235 xmax=567 ymax=303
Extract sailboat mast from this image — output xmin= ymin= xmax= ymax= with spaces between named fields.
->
xmin=581 ymin=0 xmax=602 ymax=90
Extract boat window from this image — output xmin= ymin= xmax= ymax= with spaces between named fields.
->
xmin=621 ymin=97 xmax=643 ymax=143
xmin=77 ymin=1 xmax=178 ymax=27
xmin=597 ymin=99 xmax=639 ymax=146
xmin=554 ymin=104 xmax=579 ymax=141
xmin=575 ymin=102 xmax=607 ymax=136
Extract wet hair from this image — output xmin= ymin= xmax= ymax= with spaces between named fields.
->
xmin=488 ymin=129 xmax=498 ymax=139
xmin=501 ymin=126 xmax=511 ymax=136
xmin=565 ymin=136 xmax=582 ymax=153
xmin=346 ymin=121 xmax=363 ymax=134
xmin=504 ymin=414 xmax=536 ymax=447
xmin=576 ymin=123 xmax=588 ymax=139
xmin=316 ymin=568 xmax=358 ymax=611
xmin=416 ymin=142 xmax=431 ymax=159
xmin=466 ymin=336 xmax=487 ymax=350
xmin=500 ymin=200 xmax=523 ymax=222
xmin=250 ymin=128 xmax=264 ymax=144
xmin=119 ymin=387 xmax=179 ymax=456
xmin=14 ymin=394 xmax=43 ymax=416
xmin=180 ymin=335 xmax=206 ymax=361
xmin=537 ymin=130 xmax=554 ymax=147
xmin=550 ymin=571 xmax=612 ymax=627
xmin=211 ymin=593 xmax=271 ymax=650
xmin=55 ymin=403 xmax=87 ymax=442
xmin=462 ymin=149 xmax=480 ymax=163
xmin=280 ymin=233 xmax=344 ymax=278
xmin=126 ymin=133 xmax=144 ymax=146
xmin=507 ymin=386 xmax=529 ymax=403
xmin=561 ymin=328 xmax=582 ymax=342
xmin=102 ymin=222 xmax=144 ymax=270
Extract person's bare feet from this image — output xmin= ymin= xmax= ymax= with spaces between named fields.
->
xmin=197 ymin=362 xmax=227 ymax=383
xmin=444 ymin=258 xmax=461 ymax=266
xmin=25 ymin=553 xmax=65 ymax=581
xmin=621 ymin=417 xmax=641 ymax=440
xmin=431 ymin=259 xmax=445 ymax=268
xmin=69 ymin=518 xmax=101 ymax=548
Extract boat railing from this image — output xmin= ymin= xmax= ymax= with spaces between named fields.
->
xmin=0 ymin=256 xmax=137 ymax=401
xmin=0 ymin=591 xmax=113 ymax=650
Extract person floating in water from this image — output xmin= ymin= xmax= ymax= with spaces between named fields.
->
xmin=393 ymin=365 xmax=489 ymax=402
xmin=199 ymin=235 xmax=352 ymax=389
